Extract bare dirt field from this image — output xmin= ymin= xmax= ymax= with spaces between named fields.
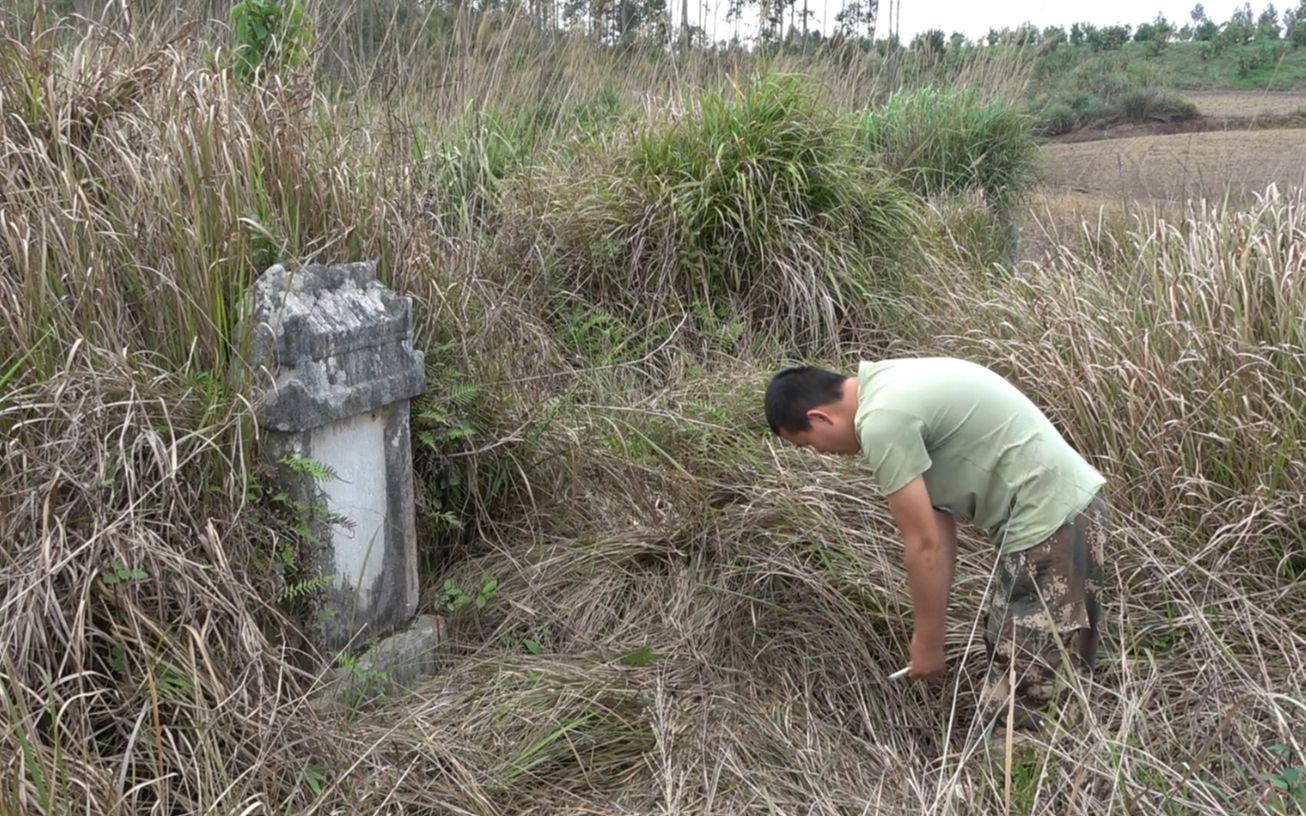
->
xmin=1185 ymin=90 xmax=1306 ymax=118
xmin=1023 ymin=125 xmax=1306 ymax=258
xmin=1040 ymin=127 xmax=1306 ymax=203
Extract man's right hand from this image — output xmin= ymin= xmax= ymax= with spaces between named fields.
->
xmin=885 ymin=478 xmax=957 ymax=682
xmin=908 ymin=631 xmax=947 ymax=679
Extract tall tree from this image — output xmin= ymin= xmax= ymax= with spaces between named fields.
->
xmin=1259 ymin=3 xmax=1281 ymax=37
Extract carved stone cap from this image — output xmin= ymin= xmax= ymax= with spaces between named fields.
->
xmin=240 ymin=261 xmax=425 ymax=432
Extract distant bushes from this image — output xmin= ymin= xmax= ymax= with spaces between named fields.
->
xmin=1035 ymin=87 xmax=1197 ymax=134
xmin=1031 ymin=52 xmax=1199 ymax=134
xmin=1117 ymin=89 xmax=1198 ymax=122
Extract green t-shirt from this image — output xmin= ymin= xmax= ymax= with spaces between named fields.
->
xmin=854 ymin=357 xmax=1106 ymax=554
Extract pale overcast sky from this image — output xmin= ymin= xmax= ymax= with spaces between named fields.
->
xmin=691 ymin=0 xmax=1267 ymax=44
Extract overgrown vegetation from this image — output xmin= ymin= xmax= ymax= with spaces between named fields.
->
xmin=0 ymin=5 xmax=1303 ymax=816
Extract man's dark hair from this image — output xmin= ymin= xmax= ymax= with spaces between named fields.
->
xmin=764 ymin=366 xmax=848 ymax=435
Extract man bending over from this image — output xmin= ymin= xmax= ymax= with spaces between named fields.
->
xmin=765 ymin=357 xmax=1108 ymax=729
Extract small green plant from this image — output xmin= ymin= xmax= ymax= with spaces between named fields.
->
xmin=523 ymin=626 xmax=554 ymax=655
xmin=1036 ymin=102 xmax=1077 ymax=135
xmin=278 ymin=574 xmax=334 ymax=603
xmin=416 ymin=376 xmax=483 ymax=449
xmin=689 ymin=300 xmax=745 ymax=351
xmin=155 ymin=664 xmax=195 ymax=702
xmin=278 ymin=454 xmax=338 ymax=483
xmin=101 ymin=559 xmax=148 ymax=586
xmin=105 ymin=643 xmax=127 ymax=674
xmin=439 ymin=576 xmax=498 ymax=611
xmin=1002 ymin=746 xmax=1043 ymax=812
xmin=560 ymin=305 xmax=634 ymax=363
xmin=617 ymin=645 xmax=664 ymax=667
xmin=295 ymin=760 xmax=329 ymax=799
xmin=335 ymin=651 xmax=389 ymax=703
xmin=1262 ymin=743 xmax=1306 ymax=812
xmin=417 ymin=421 xmax=479 ymax=447
xmin=267 ymin=455 xmax=344 ymax=617
xmin=229 ymin=0 xmax=311 ymax=84
xmin=1 ymin=685 xmax=50 ymax=815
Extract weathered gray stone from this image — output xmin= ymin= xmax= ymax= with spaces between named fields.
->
xmin=313 ymin=614 xmax=446 ymax=710
xmin=243 ymin=261 xmax=425 ymax=432
xmin=264 ymin=402 xmax=419 ymax=652
xmin=236 ymin=261 xmax=426 ymax=655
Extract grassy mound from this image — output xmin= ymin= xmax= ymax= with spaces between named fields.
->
xmin=530 ymin=74 xmax=922 ymax=349
xmin=1030 ymin=50 xmax=1201 ymax=134
xmin=1035 ymin=88 xmax=1199 ymax=134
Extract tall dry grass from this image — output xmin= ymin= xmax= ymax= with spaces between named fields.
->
xmin=0 ymin=8 xmax=1303 ymax=816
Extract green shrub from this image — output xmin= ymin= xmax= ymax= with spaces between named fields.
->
xmin=1036 ymin=102 xmax=1077 ymax=135
xmin=229 ymin=0 xmax=311 ymax=83
xmin=855 ymin=87 xmax=1037 ymax=215
xmin=1116 ymin=90 xmax=1198 ymax=123
xmin=1065 ymin=90 xmax=1103 ymax=119
xmin=535 ymin=74 xmax=923 ymax=347
xmin=1034 ymin=90 xmax=1105 ymax=134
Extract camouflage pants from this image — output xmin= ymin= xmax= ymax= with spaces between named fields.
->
xmin=983 ymin=495 xmax=1109 ymax=728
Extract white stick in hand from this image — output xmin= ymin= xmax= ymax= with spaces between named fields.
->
xmin=889 ymin=667 xmax=910 ymax=681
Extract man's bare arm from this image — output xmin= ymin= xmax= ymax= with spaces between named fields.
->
xmin=885 ymin=476 xmax=958 ymax=678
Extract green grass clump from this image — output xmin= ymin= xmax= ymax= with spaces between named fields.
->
xmin=425 ymin=102 xmax=554 ymax=231
xmin=535 ymin=73 xmax=923 ymax=349
xmin=855 ymin=87 xmax=1037 ymax=217
xmin=1116 ymin=88 xmax=1199 ymax=123
xmin=1034 ymin=89 xmax=1104 ymax=134
xmin=425 ymin=89 xmax=638 ymax=234
xmin=1035 ymin=86 xmax=1198 ymax=133
xmin=1036 ymin=101 xmax=1078 ymax=135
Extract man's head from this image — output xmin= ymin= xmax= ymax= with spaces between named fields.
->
xmin=764 ymin=366 xmax=861 ymax=454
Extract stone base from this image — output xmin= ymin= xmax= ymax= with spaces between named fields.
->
xmin=314 ymin=614 xmax=445 ymax=710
